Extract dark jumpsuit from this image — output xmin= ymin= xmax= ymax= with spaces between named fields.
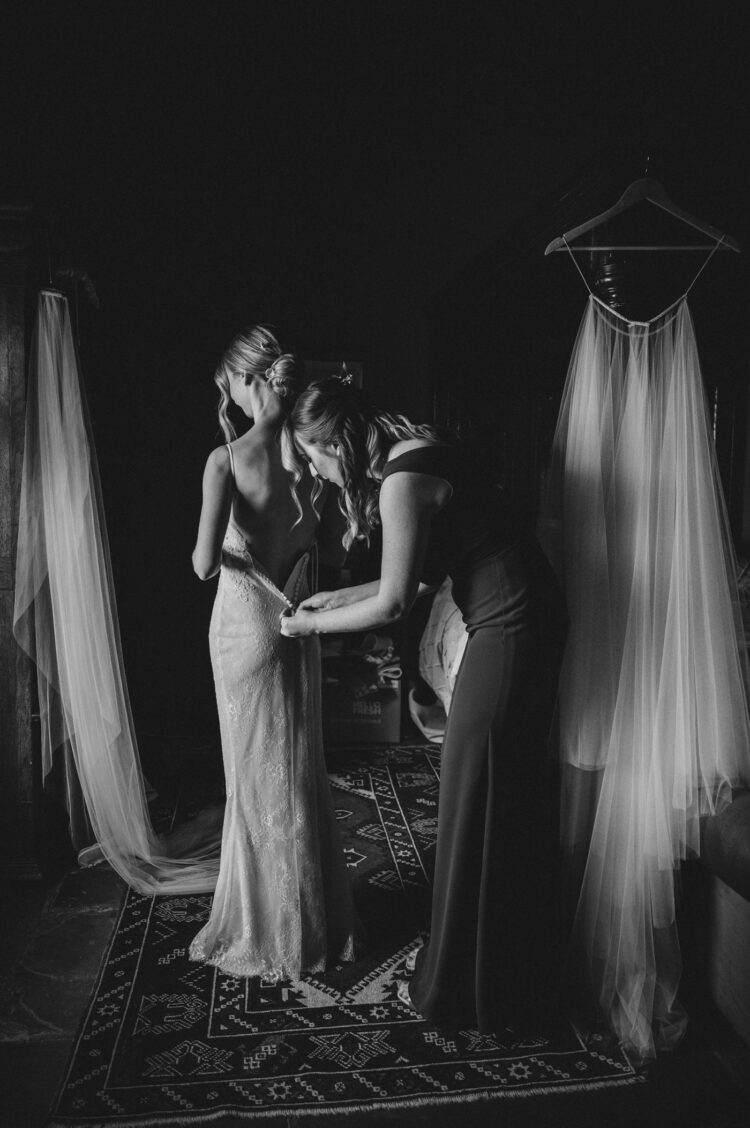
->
xmin=381 ymin=444 xmax=567 ymax=1031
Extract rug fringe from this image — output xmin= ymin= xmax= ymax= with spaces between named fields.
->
xmin=47 ymin=1073 xmax=645 ymax=1127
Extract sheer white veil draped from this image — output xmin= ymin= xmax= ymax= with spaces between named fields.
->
xmin=13 ymin=290 xmax=220 ymax=894
xmin=541 ymin=294 xmax=750 ymax=1061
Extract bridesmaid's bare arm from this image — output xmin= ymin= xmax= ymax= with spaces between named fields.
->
xmin=282 ymin=471 xmax=437 ymax=634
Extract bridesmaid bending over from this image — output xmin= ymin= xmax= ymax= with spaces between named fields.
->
xmin=282 ymin=374 xmax=566 ymax=1030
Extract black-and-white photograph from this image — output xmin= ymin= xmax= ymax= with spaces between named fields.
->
xmin=1 ymin=3 xmax=749 ymax=1126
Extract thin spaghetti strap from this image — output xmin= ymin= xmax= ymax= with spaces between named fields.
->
xmin=225 ymin=442 xmax=236 ymax=482
xmin=569 ymin=235 xmax=725 ymax=326
xmin=563 ymin=236 xmax=593 ymax=294
xmin=684 ymin=236 xmax=725 ymax=297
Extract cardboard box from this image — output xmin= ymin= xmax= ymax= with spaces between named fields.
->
xmin=323 ymin=683 xmax=401 ymax=745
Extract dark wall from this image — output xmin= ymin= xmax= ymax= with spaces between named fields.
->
xmin=5 ymin=4 xmax=749 ymax=743
xmin=426 ymin=155 xmax=750 ymax=542
xmin=72 ymin=152 xmax=750 ymax=745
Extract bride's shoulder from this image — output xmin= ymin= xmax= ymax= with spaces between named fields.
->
xmin=205 ymin=443 xmax=232 ymax=473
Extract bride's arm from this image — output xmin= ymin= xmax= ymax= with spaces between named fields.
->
xmin=192 ymin=447 xmax=233 ymax=580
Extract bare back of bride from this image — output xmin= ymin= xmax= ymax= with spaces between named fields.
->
xmin=189 ymin=325 xmax=354 ymax=980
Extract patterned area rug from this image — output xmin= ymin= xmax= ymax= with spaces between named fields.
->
xmin=50 ymin=744 xmax=640 ymax=1125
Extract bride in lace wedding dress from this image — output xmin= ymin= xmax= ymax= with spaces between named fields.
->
xmin=189 ymin=326 xmax=355 ymax=980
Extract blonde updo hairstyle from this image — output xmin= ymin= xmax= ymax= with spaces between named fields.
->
xmin=214 ymin=324 xmax=300 ymax=441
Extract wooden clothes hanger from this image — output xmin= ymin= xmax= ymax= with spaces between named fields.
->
xmin=545 ymin=177 xmax=740 ymax=255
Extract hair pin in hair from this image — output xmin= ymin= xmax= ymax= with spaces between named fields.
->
xmin=337 ymin=364 xmax=353 ymax=386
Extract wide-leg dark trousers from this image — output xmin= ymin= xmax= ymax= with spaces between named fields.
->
xmin=409 ymin=538 xmax=566 ymax=1031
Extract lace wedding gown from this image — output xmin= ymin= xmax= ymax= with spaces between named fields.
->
xmin=189 ymin=517 xmax=355 ymax=980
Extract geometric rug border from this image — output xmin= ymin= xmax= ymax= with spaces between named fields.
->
xmin=49 ymin=1073 xmax=646 ymax=1127
xmin=49 ymin=1071 xmax=646 ymax=1127
xmin=48 ymin=882 xmax=645 ymax=1127
xmin=48 ymin=746 xmax=643 ymax=1125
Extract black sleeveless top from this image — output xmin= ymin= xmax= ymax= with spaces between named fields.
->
xmin=379 ymin=443 xmax=530 ymax=586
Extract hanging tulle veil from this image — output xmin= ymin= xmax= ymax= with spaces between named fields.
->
xmin=540 ymin=242 xmax=750 ymax=1061
xmin=13 ymin=290 xmax=221 ymax=894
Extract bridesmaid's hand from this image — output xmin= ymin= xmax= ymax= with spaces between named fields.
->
xmin=279 ymin=608 xmax=317 ymax=638
xmin=297 ymin=590 xmax=341 ymax=612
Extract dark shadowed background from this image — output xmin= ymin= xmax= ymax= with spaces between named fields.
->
xmin=3 ymin=0 xmax=749 ymax=743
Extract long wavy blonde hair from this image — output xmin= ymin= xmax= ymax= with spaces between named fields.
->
xmin=286 ymin=376 xmax=448 ymax=550
xmin=214 ymin=324 xmax=300 ymax=440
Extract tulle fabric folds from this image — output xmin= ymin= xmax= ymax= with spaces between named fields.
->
xmin=13 ymin=290 xmax=220 ymax=894
xmin=541 ymin=295 xmax=750 ymax=1061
